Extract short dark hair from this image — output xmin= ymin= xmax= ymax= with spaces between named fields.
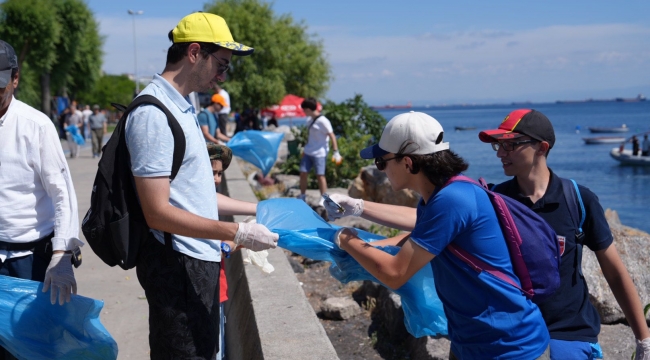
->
xmin=300 ymin=97 xmax=318 ymax=111
xmin=394 ymin=141 xmax=469 ymax=188
xmin=166 ymin=30 xmax=222 ymax=65
xmin=11 ymin=68 xmax=18 ymax=80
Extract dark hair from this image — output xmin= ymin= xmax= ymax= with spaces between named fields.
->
xmin=300 ymin=97 xmax=318 ymax=111
xmin=166 ymin=30 xmax=222 ymax=65
xmin=394 ymin=141 xmax=468 ymax=188
xmin=11 ymin=68 xmax=18 ymax=80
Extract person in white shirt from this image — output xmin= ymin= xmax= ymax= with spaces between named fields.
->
xmin=642 ymin=134 xmax=650 ymax=157
xmin=0 ymin=39 xmax=82 ymax=358
xmin=81 ymin=104 xmax=93 ymax=140
xmin=215 ymin=83 xmax=231 ymax=136
xmin=298 ymin=97 xmax=340 ymax=199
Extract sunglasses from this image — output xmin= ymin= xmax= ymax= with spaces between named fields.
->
xmin=491 ymin=140 xmax=537 ymax=152
xmin=374 ymin=155 xmax=401 ymax=171
xmin=208 ymin=52 xmax=230 ymax=75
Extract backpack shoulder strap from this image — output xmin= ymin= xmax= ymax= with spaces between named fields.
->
xmin=122 ymin=95 xmax=186 ymax=181
xmin=120 ymin=94 xmax=186 ymax=260
xmin=560 ymin=178 xmax=585 ymax=241
xmin=307 ymin=114 xmax=322 ymax=132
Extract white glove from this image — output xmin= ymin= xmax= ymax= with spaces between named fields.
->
xmin=234 ymin=222 xmax=279 ymax=252
xmin=42 ymin=253 xmax=77 ymax=305
xmin=331 ymin=150 xmax=343 ymax=165
xmin=636 ymin=337 xmax=650 ymax=360
xmin=323 ymin=193 xmax=364 ymax=220
xmin=333 ymin=227 xmax=358 ymax=249
xmin=245 ymin=249 xmax=275 ymax=274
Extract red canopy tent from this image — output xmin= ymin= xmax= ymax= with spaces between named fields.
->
xmin=261 ymin=94 xmax=321 ymax=119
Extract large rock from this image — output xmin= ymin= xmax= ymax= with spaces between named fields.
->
xmin=583 ymin=209 xmax=650 ymax=323
xmin=320 ymin=297 xmax=362 ymax=320
xmin=348 ymin=166 xmax=420 ymax=207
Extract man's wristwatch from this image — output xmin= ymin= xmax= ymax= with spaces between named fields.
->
xmin=221 ymin=242 xmax=231 ymax=259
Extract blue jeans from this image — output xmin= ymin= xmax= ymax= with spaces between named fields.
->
xmin=299 ymin=155 xmax=326 ymax=175
xmin=550 ymin=339 xmax=603 ymax=359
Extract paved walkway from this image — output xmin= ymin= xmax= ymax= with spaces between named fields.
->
xmin=64 ymin=138 xmax=150 ymax=359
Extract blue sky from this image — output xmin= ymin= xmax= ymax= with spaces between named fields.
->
xmin=87 ymin=0 xmax=650 ymax=105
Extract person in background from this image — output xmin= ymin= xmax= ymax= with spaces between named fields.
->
xmin=88 ymin=104 xmax=107 ymax=158
xmin=198 ymin=94 xmax=230 ymax=144
xmin=298 ymin=97 xmax=340 ymax=200
xmin=214 ymin=83 xmax=231 ymax=137
xmin=0 ymin=40 xmax=82 ymax=359
xmin=205 ymin=142 xmax=257 ymax=360
xmin=65 ymin=102 xmax=83 ymax=158
xmin=642 ymin=134 xmax=650 ymax=157
xmin=331 ymin=111 xmax=550 ymax=359
xmin=632 ymin=136 xmax=640 ymax=156
xmin=124 ymin=12 xmax=278 ymax=359
xmin=81 ymin=104 xmax=93 ymax=140
xmin=478 ymin=109 xmax=650 ymax=359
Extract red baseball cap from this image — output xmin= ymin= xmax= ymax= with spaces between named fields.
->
xmin=478 ymin=109 xmax=556 ymax=148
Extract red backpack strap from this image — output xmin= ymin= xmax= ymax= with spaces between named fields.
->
xmin=447 ymin=243 xmax=530 ymax=296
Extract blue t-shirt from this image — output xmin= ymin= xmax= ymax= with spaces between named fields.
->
xmin=197 ymin=109 xmax=217 ymax=140
xmin=125 ymin=74 xmax=221 ymax=262
xmin=410 ymin=181 xmax=549 ymax=359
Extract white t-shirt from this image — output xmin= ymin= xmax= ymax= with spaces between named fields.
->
xmin=82 ymin=109 xmax=93 ymax=124
xmin=303 ymin=115 xmax=333 ymax=157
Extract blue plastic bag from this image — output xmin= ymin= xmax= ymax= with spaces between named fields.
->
xmin=227 ymin=131 xmax=284 ymax=176
xmin=0 ymin=275 xmax=118 ymax=359
xmin=65 ymin=125 xmax=85 ymax=145
xmin=257 ymin=198 xmax=448 ymax=337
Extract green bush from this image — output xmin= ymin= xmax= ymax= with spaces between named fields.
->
xmin=278 ymin=94 xmax=384 ymax=188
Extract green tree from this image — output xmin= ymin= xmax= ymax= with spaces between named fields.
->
xmin=204 ymin=0 xmax=331 ymax=110
xmin=0 ymin=0 xmax=60 ymax=109
xmin=77 ymin=74 xmax=135 ymax=110
xmin=0 ymin=0 xmax=103 ymax=114
xmin=50 ymin=0 xmax=103 ymax=101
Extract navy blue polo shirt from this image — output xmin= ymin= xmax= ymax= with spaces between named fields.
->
xmin=493 ymin=169 xmax=613 ymax=342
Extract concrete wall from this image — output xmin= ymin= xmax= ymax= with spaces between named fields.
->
xmin=221 ymin=158 xmax=339 ymax=360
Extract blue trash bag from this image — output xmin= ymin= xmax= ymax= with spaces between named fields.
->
xmin=227 ymin=131 xmax=284 ymax=176
xmin=0 ymin=275 xmax=118 ymax=359
xmin=65 ymin=125 xmax=85 ymax=145
xmin=257 ymin=198 xmax=448 ymax=337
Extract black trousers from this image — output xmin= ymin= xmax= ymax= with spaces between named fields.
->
xmin=136 ymin=234 xmax=220 ymax=360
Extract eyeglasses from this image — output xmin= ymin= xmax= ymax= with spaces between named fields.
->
xmin=491 ymin=140 xmax=537 ymax=152
xmin=208 ymin=53 xmax=230 ymax=75
xmin=375 ymin=155 xmax=401 ymax=171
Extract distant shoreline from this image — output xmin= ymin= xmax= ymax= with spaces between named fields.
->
xmin=370 ymin=94 xmax=647 ymax=110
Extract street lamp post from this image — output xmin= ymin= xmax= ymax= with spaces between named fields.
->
xmin=127 ymin=9 xmax=144 ymax=95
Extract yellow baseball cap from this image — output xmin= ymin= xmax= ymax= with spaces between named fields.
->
xmin=172 ymin=12 xmax=254 ymax=56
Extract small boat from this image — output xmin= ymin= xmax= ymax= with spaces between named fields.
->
xmin=610 ymin=148 xmax=650 ymax=166
xmin=583 ymin=136 xmax=626 ymax=144
xmin=455 ymin=126 xmax=477 ymax=131
xmin=588 ymin=125 xmax=629 ymax=133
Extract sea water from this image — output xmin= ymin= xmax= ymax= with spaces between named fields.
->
xmin=280 ymin=101 xmax=650 ymax=232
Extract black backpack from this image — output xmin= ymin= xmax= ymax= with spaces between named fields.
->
xmin=81 ymin=95 xmax=186 ymax=270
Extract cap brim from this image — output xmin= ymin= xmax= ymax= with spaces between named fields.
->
xmin=478 ymin=129 xmax=525 ymax=143
xmin=0 ymin=69 xmax=11 ymax=88
xmin=215 ymin=41 xmax=254 ymax=56
xmin=360 ymin=144 xmax=389 ymax=159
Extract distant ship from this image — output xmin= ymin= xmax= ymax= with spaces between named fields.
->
xmin=371 ymin=101 xmax=413 ymax=109
xmin=557 ymin=94 xmax=646 ymax=104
